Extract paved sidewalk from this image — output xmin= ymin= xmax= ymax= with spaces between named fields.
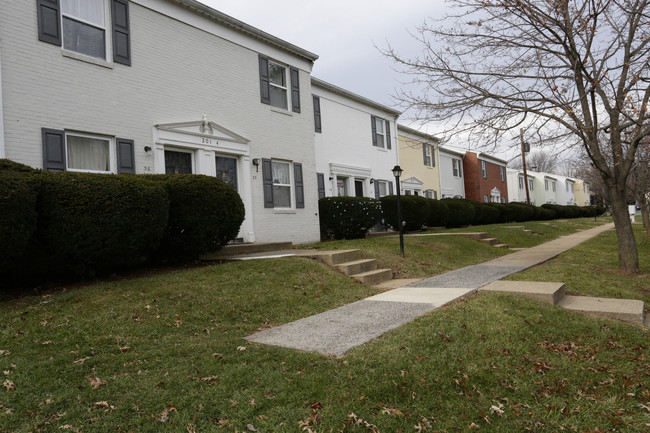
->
xmin=246 ymin=223 xmax=616 ymax=356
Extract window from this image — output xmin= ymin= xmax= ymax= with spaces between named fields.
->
xmin=483 ymin=194 xmax=489 ymax=203
xmin=371 ymin=116 xmax=392 ymax=149
xmin=337 ymin=177 xmax=348 ymax=197
xmin=425 ymin=190 xmax=434 ymax=199
xmin=423 ymin=144 xmax=433 ymax=167
xmin=313 ymin=96 xmax=322 ymax=133
xmin=452 ymin=159 xmax=462 ymax=177
xmin=481 ymin=160 xmax=488 ymax=178
xmin=500 ymin=197 xmax=506 ymax=203
xmin=518 ymin=176 xmax=524 ymax=189
xmin=259 ymin=55 xmax=300 ymax=112
xmin=375 ymin=180 xmax=392 ymax=198
xmin=165 ymin=149 xmax=193 ymax=174
xmin=529 ymin=179 xmax=534 ymax=191
xmin=545 ymin=179 xmax=549 ymax=191
xmin=37 ymin=0 xmax=131 ymax=65
xmin=499 ymin=166 xmax=505 ymax=182
xmin=552 ymin=182 xmax=556 ymax=192
xmin=262 ymin=159 xmax=304 ymax=209
xmin=66 ymin=132 xmax=112 ymax=172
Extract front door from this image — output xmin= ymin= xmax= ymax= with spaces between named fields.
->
xmin=215 ymin=156 xmax=238 ymax=191
xmin=165 ymin=150 xmax=192 ymax=174
xmin=355 ymin=179 xmax=364 ymax=197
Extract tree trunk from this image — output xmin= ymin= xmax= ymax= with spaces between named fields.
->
xmin=608 ymin=186 xmax=640 ymax=274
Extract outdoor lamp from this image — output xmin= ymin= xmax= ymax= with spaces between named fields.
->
xmin=392 ymin=165 xmax=405 ymax=257
xmin=392 ymin=165 xmax=403 ymax=179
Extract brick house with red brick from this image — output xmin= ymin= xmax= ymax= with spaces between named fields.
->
xmin=462 ymin=152 xmax=509 ymax=203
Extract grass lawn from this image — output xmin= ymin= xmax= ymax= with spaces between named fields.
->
xmin=0 ymin=218 xmax=648 ymax=432
xmin=506 ymin=222 xmax=650 ymax=305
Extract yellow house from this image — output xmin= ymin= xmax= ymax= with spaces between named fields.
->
xmin=397 ymin=125 xmax=442 ymax=198
xmin=574 ymin=179 xmax=592 ymax=206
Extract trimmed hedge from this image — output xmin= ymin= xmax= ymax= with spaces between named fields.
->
xmin=318 ymin=196 xmax=382 ymax=239
xmin=474 ymin=202 xmax=501 ymax=225
xmin=0 ymin=171 xmax=39 ymax=272
xmin=442 ymin=198 xmax=475 ymax=228
xmin=0 ymin=159 xmax=38 ymax=173
xmin=146 ymin=175 xmax=245 ymax=259
xmin=426 ymin=199 xmax=449 ymax=227
xmin=37 ymin=172 xmax=170 ymax=275
xmin=381 ymin=195 xmax=428 ymax=231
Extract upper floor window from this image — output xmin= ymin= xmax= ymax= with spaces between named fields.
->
xmin=423 ymin=144 xmax=434 ymax=167
xmin=529 ymin=179 xmax=534 ymax=191
xmin=37 ymin=0 xmax=131 ymax=65
xmin=480 ymin=160 xmax=488 ymax=178
xmin=518 ymin=176 xmax=524 ymax=189
xmin=259 ymin=55 xmax=300 ymax=112
xmin=545 ymin=179 xmax=549 ymax=191
xmin=452 ymin=159 xmax=462 ymax=177
xmin=499 ymin=166 xmax=505 ymax=182
xmin=371 ymin=116 xmax=391 ymax=149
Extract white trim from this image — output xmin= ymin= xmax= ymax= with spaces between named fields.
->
xmin=329 ymin=162 xmax=372 ymax=179
xmin=0 ymin=47 xmax=5 ymax=159
xmin=65 ymin=131 xmax=115 ymax=173
xmin=60 ymin=0 xmax=113 ymax=62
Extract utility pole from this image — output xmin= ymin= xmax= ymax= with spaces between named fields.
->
xmin=520 ymin=129 xmax=531 ymax=205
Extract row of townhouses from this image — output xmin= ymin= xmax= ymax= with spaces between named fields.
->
xmin=0 ymin=1 xmax=591 ymax=245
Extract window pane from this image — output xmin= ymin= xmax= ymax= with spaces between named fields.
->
xmin=62 ymin=0 xmax=105 ymax=26
xmin=272 ymin=161 xmax=290 ymax=184
xmin=273 ymin=186 xmax=291 ymax=207
xmin=63 ymin=17 xmax=106 ymax=59
xmin=67 ymin=135 xmax=110 ymax=171
xmin=378 ymin=181 xmax=387 ymax=196
xmin=269 ymin=86 xmax=288 ymax=110
xmin=268 ymin=63 xmax=286 ymax=87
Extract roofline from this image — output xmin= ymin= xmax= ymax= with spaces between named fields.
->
xmin=397 ymin=124 xmax=441 ymax=143
xmin=438 ymin=146 xmax=466 ymax=157
xmin=311 ymin=77 xmax=401 ymax=117
xmin=169 ymin=0 xmax=319 ymax=62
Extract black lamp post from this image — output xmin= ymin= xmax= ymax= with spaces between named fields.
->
xmin=392 ymin=165 xmax=405 ymax=257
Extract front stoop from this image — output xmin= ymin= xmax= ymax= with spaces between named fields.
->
xmin=314 ymin=249 xmax=393 ymax=286
xmin=480 ymin=280 xmax=645 ymax=326
xmin=201 ymin=242 xmax=293 ymax=260
xmin=480 ymin=237 xmax=499 ymax=246
xmin=558 ymin=296 xmax=645 ymax=326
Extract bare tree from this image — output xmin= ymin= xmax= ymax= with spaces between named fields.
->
xmin=509 ymin=149 xmax=560 ymax=173
xmin=627 ymin=142 xmax=650 ymax=232
xmin=384 ymin=0 xmax=650 ymax=273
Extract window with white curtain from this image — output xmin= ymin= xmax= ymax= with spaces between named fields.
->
xmin=66 ymin=133 xmax=112 ymax=172
xmin=268 ymin=61 xmax=288 ymax=110
xmin=272 ymin=160 xmax=292 ymax=207
xmin=61 ymin=0 xmax=107 ymax=59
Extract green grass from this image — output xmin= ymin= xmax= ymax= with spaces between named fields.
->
xmin=506 ymin=222 xmax=650 ymax=304
xmin=0 ymin=219 xmax=648 ymax=432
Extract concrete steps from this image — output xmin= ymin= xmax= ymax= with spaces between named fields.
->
xmin=314 ymin=249 xmax=393 ymax=287
xmin=200 ymin=242 xmax=293 ymax=260
xmin=480 ymin=280 xmax=645 ymax=326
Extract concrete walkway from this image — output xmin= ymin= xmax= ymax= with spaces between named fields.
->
xmin=246 ymin=223 xmax=617 ymax=356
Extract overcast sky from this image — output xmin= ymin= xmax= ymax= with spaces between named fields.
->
xmin=197 ymin=0 xmax=448 ymax=119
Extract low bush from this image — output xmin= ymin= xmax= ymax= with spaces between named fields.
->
xmin=0 ymin=159 xmax=38 ymax=173
xmin=475 ymin=202 xmax=502 ymax=225
xmin=442 ymin=199 xmax=475 ymax=228
xmin=503 ymin=202 xmax=536 ymax=222
xmin=0 ymin=171 xmax=39 ymax=272
xmin=426 ymin=199 xmax=449 ymax=227
xmin=37 ymin=173 xmax=170 ymax=275
xmin=381 ymin=195 xmax=428 ymax=232
xmin=318 ymin=197 xmax=382 ymax=239
xmin=486 ymin=203 xmax=508 ymax=223
xmin=147 ymin=175 xmax=245 ymax=259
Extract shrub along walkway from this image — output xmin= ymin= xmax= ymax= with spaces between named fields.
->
xmin=244 ymin=222 xmax=648 ymax=356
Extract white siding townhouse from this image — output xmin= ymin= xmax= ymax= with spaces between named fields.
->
xmin=0 ymin=0 xmax=323 ymax=244
xmin=507 ymin=168 xmax=579 ymax=206
xmin=312 ymin=78 xmax=400 ymax=200
xmin=438 ymin=147 xmax=466 ymax=198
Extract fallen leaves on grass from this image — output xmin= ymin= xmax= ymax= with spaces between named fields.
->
xmin=298 ymin=402 xmax=322 ymax=433
xmin=86 ymin=375 xmax=107 ymax=389
xmin=3 ymin=380 xmax=15 ymax=391
xmin=94 ymin=401 xmax=116 ymax=412
xmin=347 ymin=413 xmax=380 ymax=433
xmin=246 ymin=423 xmax=258 ymax=431
xmin=73 ymin=357 xmax=91 ymax=365
xmin=380 ymin=406 xmax=405 ymax=417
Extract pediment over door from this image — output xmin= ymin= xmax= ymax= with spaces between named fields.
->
xmin=154 ymin=115 xmax=250 ymax=155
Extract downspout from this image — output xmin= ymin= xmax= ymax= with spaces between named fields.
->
xmin=0 ymin=46 xmax=6 ymax=158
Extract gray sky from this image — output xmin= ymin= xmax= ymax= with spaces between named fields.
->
xmin=197 ymin=0 xmax=448 ymax=111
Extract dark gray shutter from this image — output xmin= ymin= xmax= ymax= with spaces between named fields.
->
xmin=290 ymin=67 xmax=300 ymax=113
xmin=313 ymin=96 xmax=322 ymax=133
xmin=116 ymin=138 xmax=135 ymax=174
xmin=111 ymin=0 xmax=131 ymax=66
xmin=371 ymin=116 xmax=377 ymax=146
xmin=317 ymin=173 xmax=326 ymax=199
xmin=432 ymin=147 xmax=436 ymax=167
xmin=423 ymin=144 xmax=428 ymax=166
xmin=374 ymin=182 xmax=380 ymax=199
xmin=294 ymin=162 xmax=304 ymax=208
xmin=262 ymin=158 xmax=273 ymax=208
xmin=388 ymin=181 xmax=394 ymax=195
xmin=42 ymin=128 xmax=65 ymax=171
xmin=37 ymin=0 xmax=61 ymax=46
xmin=385 ymin=120 xmax=392 ymax=149
xmin=259 ymin=55 xmax=270 ymax=105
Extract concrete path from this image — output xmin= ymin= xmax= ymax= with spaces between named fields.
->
xmin=246 ymin=223 xmax=617 ymax=356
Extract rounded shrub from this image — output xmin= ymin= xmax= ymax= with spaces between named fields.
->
xmin=486 ymin=203 xmax=508 ymax=223
xmin=0 ymin=171 xmax=39 ymax=272
xmin=476 ymin=202 xmax=501 ymax=225
xmin=37 ymin=172 xmax=170 ymax=275
xmin=504 ymin=202 xmax=536 ymax=222
xmin=442 ymin=198 xmax=475 ymax=228
xmin=318 ymin=196 xmax=382 ymax=239
xmin=425 ymin=199 xmax=449 ymax=227
xmin=381 ymin=195 xmax=428 ymax=232
xmin=147 ymin=174 xmax=245 ymax=259
xmin=0 ymin=159 xmax=38 ymax=173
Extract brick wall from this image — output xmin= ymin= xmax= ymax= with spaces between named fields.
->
xmin=462 ymin=152 xmax=508 ymax=202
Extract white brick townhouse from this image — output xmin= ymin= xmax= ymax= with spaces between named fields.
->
xmin=311 ymin=78 xmax=400 ymax=200
xmin=0 ymin=0 xmax=323 ymax=243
